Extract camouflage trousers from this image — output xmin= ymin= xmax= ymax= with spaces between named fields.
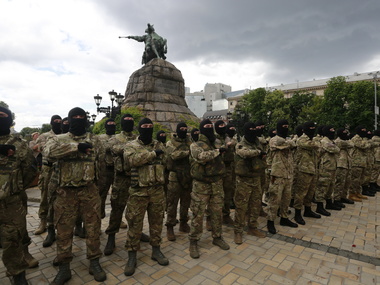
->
xmin=315 ymin=170 xmax=336 ymax=202
xmin=265 ymin=176 xmax=291 ymax=221
xmin=189 ymin=179 xmax=224 ymax=241
xmin=97 ymin=166 xmax=114 ymax=219
xmin=349 ymin=166 xmax=365 ymax=195
xmin=335 ymin=168 xmax=351 ymax=200
xmin=222 ymin=163 xmax=235 ymax=217
xmin=125 ymin=185 xmax=165 ymax=251
xmin=371 ymin=161 xmax=380 ymax=183
xmin=37 ymin=164 xmax=53 ymax=219
xmin=105 ymin=173 xmax=130 ymax=235
xmin=363 ymin=159 xmax=373 ymax=185
xmin=165 ymin=172 xmax=191 ymax=226
xmin=54 ymin=183 xmax=102 ymax=263
xmin=234 ymin=175 xmax=262 ymax=233
xmin=293 ymin=171 xmax=316 ymax=209
xmin=0 ymin=195 xmax=30 ymax=275
xmin=46 ymin=164 xmax=59 ymax=226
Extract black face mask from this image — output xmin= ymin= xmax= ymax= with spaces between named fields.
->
xmin=61 ymin=118 xmax=69 ymax=134
xmin=200 ymin=119 xmax=215 ymax=143
xmin=295 ymin=125 xmax=303 ymax=137
xmin=244 ymin=122 xmax=256 ymax=143
xmin=303 ymin=122 xmax=315 ymax=140
xmin=355 ymin=126 xmax=367 ymax=138
xmin=50 ymin=115 xmax=62 ymax=135
xmin=156 ymin=131 xmax=166 ymax=144
xmin=121 ymin=114 xmax=134 ymax=132
xmin=323 ymin=126 xmax=335 ymax=140
xmin=138 ymin=118 xmax=153 ymax=145
xmin=337 ymin=128 xmax=349 ymax=140
xmin=68 ymin=107 xmax=87 ymax=136
xmin=191 ymin=128 xmax=199 ymax=142
xmin=0 ymin=107 xmax=12 ymax=136
xmin=214 ymin=120 xmax=226 ymax=136
xmin=276 ymin=119 xmax=289 ymax=138
xmin=105 ymin=119 xmax=116 ymax=135
xmin=226 ymin=124 xmax=236 ymax=138
xmin=176 ymin=122 xmax=187 ymax=139
xmin=268 ymin=128 xmax=276 ymax=138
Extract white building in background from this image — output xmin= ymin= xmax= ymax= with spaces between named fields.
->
xmin=185 ymin=89 xmax=207 ymax=118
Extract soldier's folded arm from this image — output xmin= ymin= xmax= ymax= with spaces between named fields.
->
xmin=124 ymin=146 xmax=156 ymax=167
xmin=236 ymin=145 xmax=260 ymax=158
xmin=190 ymin=144 xmax=219 ymax=163
xmin=44 ymin=137 xmax=79 ymax=159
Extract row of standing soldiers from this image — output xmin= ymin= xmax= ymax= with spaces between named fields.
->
xmin=1 ymin=104 xmax=379 ymax=284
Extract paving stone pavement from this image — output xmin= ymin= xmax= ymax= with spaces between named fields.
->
xmin=1 ymin=187 xmax=379 ymax=284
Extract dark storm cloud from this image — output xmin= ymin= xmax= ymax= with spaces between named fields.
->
xmin=96 ymin=0 xmax=380 ymax=84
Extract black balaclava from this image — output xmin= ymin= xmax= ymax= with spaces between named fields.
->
xmin=191 ymin=128 xmax=199 ymax=142
xmin=276 ymin=119 xmax=289 ymax=138
xmin=244 ymin=122 xmax=256 ymax=143
xmin=138 ymin=118 xmax=153 ymax=145
xmin=226 ymin=123 xmax=236 ymax=138
xmin=176 ymin=122 xmax=187 ymax=139
xmin=200 ymin=119 xmax=215 ymax=143
xmin=374 ymin=129 xmax=380 ymax=137
xmin=323 ymin=125 xmax=335 ymax=140
xmin=367 ymin=130 xmax=373 ymax=139
xmin=68 ymin=107 xmax=87 ymax=136
xmin=61 ymin=117 xmax=69 ymax=134
xmin=337 ymin=128 xmax=349 ymax=140
xmin=255 ymin=120 xmax=265 ymax=136
xmin=156 ymin=130 xmax=166 ymax=144
xmin=268 ymin=128 xmax=276 ymax=138
xmin=355 ymin=125 xmax=367 ymax=138
xmin=50 ymin=115 xmax=62 ymax=135
xmin=303 ymin=121 xmax=316 ymax=140
xmin=295 ymin=125 xmax=303 ymax=138
xmin=0 ymin=106 xmax=13 ymax=136
xmin=121 ymin=114 xmax=134 ymax=132
xmin=317 ymin=125 xmax=325 ymax=136
xmin=214 ymin=120 xmax=226 ymax=136
xmin=105 ymin=118 xmax=116 ymax=136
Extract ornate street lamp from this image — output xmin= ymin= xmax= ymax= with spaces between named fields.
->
xmin=93 ymin=90 xmax=122 ymax=119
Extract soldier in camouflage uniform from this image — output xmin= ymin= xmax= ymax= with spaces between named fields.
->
xmin=370 ymin=130 xmax=380 ymax=191
xmin=315 ymin=126 xmax=341 ymax=216
xmin=123 ymin=118 xmax=169 ymax=276
xmin=361 ymin=131 xmax=376 ymax=196
xmin=188 ymin=119 xmax=230 ymax=259
xmin=290 ymin=124 xmax=304 ymax=207
xmin=191 ymin=128 xmax=200 ymax=142
xmin=292 ymin=122 xmax=321 ymax=225
xmin=34 ymin=115 xmax=62 ymax=236
xmin=265 ymin=119 xmax=298 ymax=234
xmin=214 ymin=120 xmax=237 ymax=226
xmin=61 ymin=117 xmax=69 ymax=134
xmin=0 ymin=106 xmax=39 ymax=284
xmin=348 ymin=126 xmax=370 ymax=202
xmin=334 ymin=128 xmax=355 ymax=204
xmin=165 ymin=123 xmax=192 ymax=241
xmin=97 ymin=119 xmax=116 ymax=219
xmin=234 ymin=122 xmax=266 ymax=244
xmin=45 ymin=107 xmax=106 ymax=284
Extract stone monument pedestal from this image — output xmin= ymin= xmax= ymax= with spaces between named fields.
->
xmin=122 ymin=58 xmax=199 ymax=131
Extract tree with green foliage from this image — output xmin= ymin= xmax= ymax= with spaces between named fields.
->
xmin=288 ymin=92 xmax=315 ymax=130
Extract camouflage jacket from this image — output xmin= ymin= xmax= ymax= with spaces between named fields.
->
xmin=97 ymin=133 xmax=115 ymax=168
xmin=319 ymin=137 xmax=340 ymax=172
xmin=190 ymin=134 xmax=225 ymax=183
xmin=215 ymin=133 xmax=237 ymax=163
xmin=0 ymin=134 xmax=37 ymax=199
xmin=45 ymin=132 xmax=103 ymax=187
xmin=334 ymin=137 xmax=353 ymax=169
xmin=109 ymin=131 xmax=136 ymax=175
xmin=295 ymin=134 xmax=319 ymax=175
xmin=37 ymin=130 xmax=58 ymax=165
xmin=364 ymin=137 xmax=375 ymax=165
xmin=372 ymin=135 xmax=380 ymax=162
xmin=165 ymin=134 xmax=191 ymax=172
xmin=234 ymin=137 xmax=261 ymax=177
xmin=269 ymin=135 xmax=295 ymax=179
xmin=124 ymin=138 xmax=166 ymax=189
xmin=350 ymin=135 xmax=370 ymax=168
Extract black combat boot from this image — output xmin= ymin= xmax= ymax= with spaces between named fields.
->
xmin=333 ymin=200 xmax=345 ymax=208
xmin=304 ymin=206 xmax=321 ymax=218
xmin=280 ymin=217 xmax=298 ymax=228
xmin=340 ymin=197 xmax=354 ymax=204
xmin=52 ymin=263 xmax=71 ymax=285
xmin=140 ymin=232 xmax=150 ymax=242
xmin=325 ymin=199 xmax=341 ymax=210
xmin=179 ymin=221 xmax=190 ymax=233
xmin=362 ymin=185 xmax=375 ymax=197
xmin=43 ymin=225 xmax=56 ymax=247
xmin=74 ymin=221 xmax=86 ymax=238
xmin=89 ymin=258 xmax=106 ymax=282
xmin=189 ymin=240 xmax=200 ymax=258
xmin=316 ymin=202 xmax=331 ymax=216
xmin=294 ymin=209 xmax=305 ymax=225
xmin=267 ymin=220 xmax=276 ymax=234
xmin=124 ymin=251 xmax=137 ymax=276
xmin=13 ymin=271 xmax=28 ymax=285
xmin=289 ymin=198 xmax=294 ymax=208
xmin=104 ymin=234 xmax=116 ymax=256
xmin=166 ymin=225 xmax=176 ymax=241
xmin=151 ymin=246 xmax=169 ymax=265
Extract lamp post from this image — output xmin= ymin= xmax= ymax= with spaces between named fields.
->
xmin=93 ymin=90 xmax=124 ymax=119
xmin=369 ymin=72 xmax=379 ymax=130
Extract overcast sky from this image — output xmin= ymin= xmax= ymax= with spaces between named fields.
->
xmin=1 ymin=0 xmax=380 ymax=131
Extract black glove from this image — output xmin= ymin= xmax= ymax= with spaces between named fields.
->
xmin=78 ymin=143 xmax=93 ymax=153
xmin=219 ymin=147 xmax=227 ymax=154
xmin=155 ymin=149 xmax=164 ymax=156
xmin=0 ymin=144 xmax=15 ymax=156
xmin=260 ymin=151 xmax=267 ymax=159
